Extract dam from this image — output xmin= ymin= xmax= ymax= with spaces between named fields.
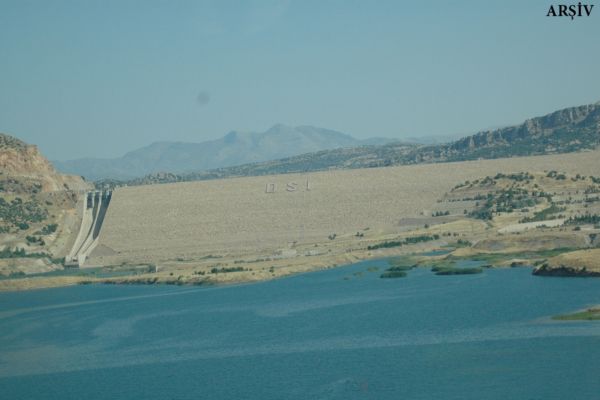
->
xmin=65 ymin=190 xmax=112 ymax=266
xmin=76 ymin=150 xmax=600 ymax=267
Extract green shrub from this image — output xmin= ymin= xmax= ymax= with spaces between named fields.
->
xmin=566 ymin=214 xmax=600 ymax=225
xmin=367 ymin=234 xmax=440 ymax=250
xmin=25 ymin=235 xmax=44 ymax=245
xmin=210 ymin=266 xmax=246 ymax=274
xmin=455 ymin=239 xmax=472 ymax=247
xmin=41 ymin=224 xmax=58 ymax=235
xmin=0 ymin=247 xmax=49 ymax=259
xmin=520 ymin=204 xmax=565 ymax=223
xmin=0 ymin=197 xmax=48 ymax=230
xmin=386 ymin=265 xmax=416 ymax=272
xmin=380 ymin=271 xmax=407 ymax=278
xmin=432 ymin=266 xmax=483 ymax=275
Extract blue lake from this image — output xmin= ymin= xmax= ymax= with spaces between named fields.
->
xmin=1 ymin=260 xmax=600 ymax=399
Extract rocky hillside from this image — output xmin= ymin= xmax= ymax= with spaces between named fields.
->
xmin=1 ymin=134 xmax=88 ymax=193
xmin=95 ymin=100 xmax=600 ymax=189
xmin=54 ymin=124 xmax=398 ymax=180
xmin=1 ymin=133 xmax=90 ymax=276
xmin=444 ymin=101 xmax=600 ymax=159
xmin=534 ymin=249 xmax=600 ymax=277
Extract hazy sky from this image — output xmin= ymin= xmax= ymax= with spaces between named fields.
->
xmin=1 ymin=0 xmax=599 ymax=160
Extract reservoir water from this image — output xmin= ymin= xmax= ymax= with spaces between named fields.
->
xmin=1 ymin=260 xmax=600 ymax=399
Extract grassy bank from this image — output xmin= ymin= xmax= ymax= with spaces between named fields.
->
xmin=552 ymin=308 xmax=600 ymax=321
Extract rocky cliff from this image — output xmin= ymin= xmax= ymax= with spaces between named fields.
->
xmin=1 ymin=133 xmax=91 ymax=275
xmin=447 ymin=101 xmax=600 ymax=156
xmin=1 ymin=133 xmax=88 ymax=193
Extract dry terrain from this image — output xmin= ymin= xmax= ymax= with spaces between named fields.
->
xmin=534 ymin=249 xmax=600 ymax=276
xmin=3 ymin=149 xmax=600 ymax=291
xmin=91 ymin=150 xmax=600 ymax=265
xmin=1 ymin=133 xmax=90 ymax=279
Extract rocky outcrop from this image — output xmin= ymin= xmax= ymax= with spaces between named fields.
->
xmin=448 ymin=102 xmax=600 ymax=155
xmin=533 ymin=264 xmax=600 ymax=277
xmin=532 ymin=249 xmax=600 ymax=277
xmin=1 ymin=133 xmax=89 ymax=193
xmin=1 ymin=133 xmax=92 ymax=270
xmin=1 ymin=134 xmax=54 ymax=176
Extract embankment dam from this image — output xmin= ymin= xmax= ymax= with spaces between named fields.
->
xmin=74 ymin=150 xmax=600 ymax=267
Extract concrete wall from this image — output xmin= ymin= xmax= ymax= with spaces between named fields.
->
xmin=66 ymin=191 xmax=111 ymax=266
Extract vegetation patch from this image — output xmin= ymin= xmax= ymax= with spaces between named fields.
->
xmin=387 ymin=257 xmax=418 ymax=269
xmin=565 ymin=214 xmax=600 ymax=225
xmin=454 ymin=239 xmax=472 ymax=248
xmin=432 ymin=210 xmax=450 ymax=217
xmin=386 ymin=265 xmax=416 ymax=272
xmin=0 ymin=247 xmax=49 ymax=259
xmin=379 ymin=258 xmax=417 ymax=278
xmin=468 ymin=186 xmax=540 ymax=220
xmin=519 ymin=204 xmax=565 ymax=223
xmin=0 ymin=197 xmax=48 ymax=230
xmin=432 ymin=266 xmax=483 ymax=275
xmin=26 ymin=235 xmax=45 ymax=246
xmin=210 ymin=266 xmax=248 ymax=274
xmin=39 ymin=223 xmax=58 ymax=235
xmin=464 ymin=248 xmax=577 ymax=266
xmin=552 ymin=308 xmax=600 ymax=321
xmin=380 ymin=270 xmax=408 ymax=279
xmin=367 ymin=234 xmax=440 ymax=250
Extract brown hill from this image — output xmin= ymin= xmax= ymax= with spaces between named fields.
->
xmin=448 ymin=101 xmax=600 ymax=155
xmin=1 ymin=133 xmax=91 ymax=275
xmin=0 ymin=133 xmax=88 ymax=193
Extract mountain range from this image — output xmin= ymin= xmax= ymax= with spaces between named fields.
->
xmin=47 ymin=99 xmax=600 ymax=186
xmin=53 ymin=125 xmax=398 ymax=180
xmin=91 ymin=100 xmax=600 ymax=188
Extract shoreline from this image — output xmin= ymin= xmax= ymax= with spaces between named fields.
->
xmin=0 ymin=245 xmax=584 ymax=293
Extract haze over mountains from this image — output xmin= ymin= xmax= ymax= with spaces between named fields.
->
xmin=48 ymin=99 xmax=600 ymax=184
xmin=85 ymin=100 xmax=600 ymax=188
xmin=53 ymin=125 xmax=397 ymax=180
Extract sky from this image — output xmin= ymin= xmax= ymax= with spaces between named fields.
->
xmin=1 ymin=0 xmax=599 ymax=160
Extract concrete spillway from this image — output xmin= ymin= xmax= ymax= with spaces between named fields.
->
xmin=66 ymin=190 xmax=112 ymax=266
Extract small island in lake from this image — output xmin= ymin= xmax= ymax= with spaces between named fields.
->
xmin=553 ymin=307 xmax=600 ymax=321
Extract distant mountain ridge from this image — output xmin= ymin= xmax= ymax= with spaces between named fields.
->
xmin=92 ymin=100 xmax=600 ymax=188
xmin=54 ymin=125 xmax=398 ymax=180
